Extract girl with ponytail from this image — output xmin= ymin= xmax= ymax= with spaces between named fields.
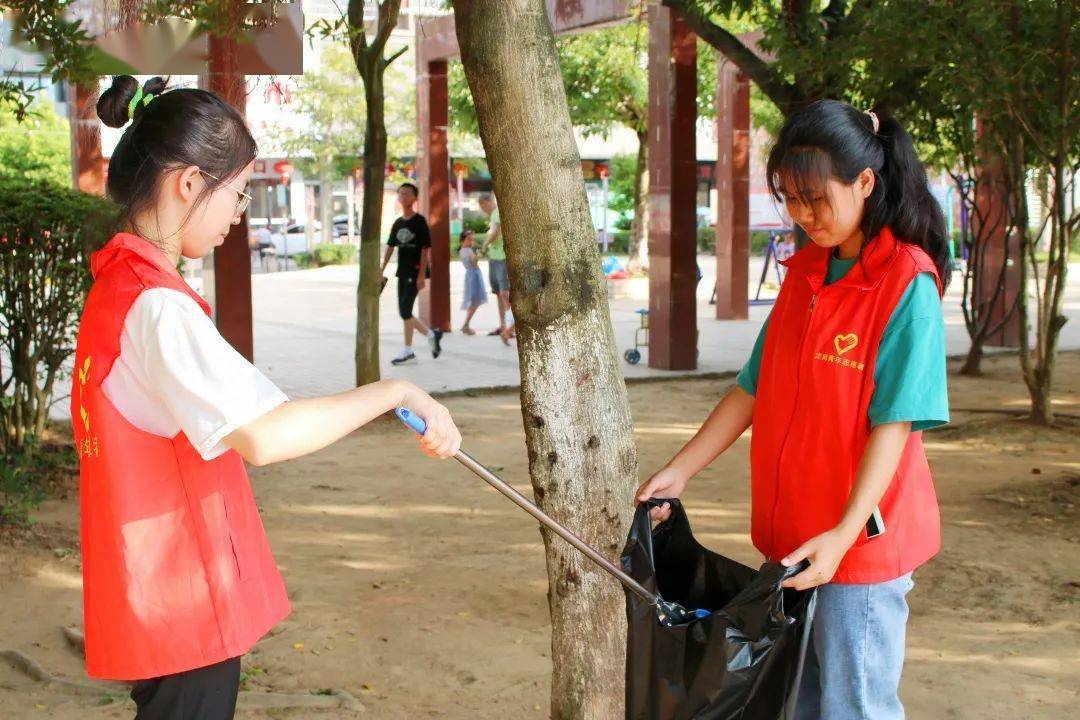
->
xmin=637 ymin=99 xmax=950 ymax=719
xmin=74 ymin=76 xmax=461 ymax=719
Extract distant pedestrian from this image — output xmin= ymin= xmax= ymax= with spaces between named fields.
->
xmin=478 ymin=193 xmax=510 ymax=337
xmin=458 ymin=230 xmax=488 ymax=335
xmin=381 ymin=182 xmax=443 ymax=365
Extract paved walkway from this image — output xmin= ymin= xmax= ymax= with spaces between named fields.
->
xmin=216 ymin=255 xmax=1080 ymax=400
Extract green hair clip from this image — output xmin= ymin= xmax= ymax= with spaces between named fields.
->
xmin=127 ymin=85 xmax=156 ymax=120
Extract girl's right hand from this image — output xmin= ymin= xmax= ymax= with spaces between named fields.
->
xmin=402 ymin=385 xmax=461 ymax=459
xmin=634 ymin=466 xmax=690 ymax=522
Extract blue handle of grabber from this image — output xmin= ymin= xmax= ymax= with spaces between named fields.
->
xmin=395 ymin=407 xmax=428 ymax=436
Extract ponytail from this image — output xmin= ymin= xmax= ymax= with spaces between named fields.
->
xmin=767 ymin=100 xmax=952 ymax=291
xmin=868 ymin=112 xmax=951 ymax=291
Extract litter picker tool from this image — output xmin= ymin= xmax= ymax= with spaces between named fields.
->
xmin=394 ymin=408 xmax=708 ymax=626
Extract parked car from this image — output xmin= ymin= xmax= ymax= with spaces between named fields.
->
xmin=273 ymin=222 xmax=347 ymax=256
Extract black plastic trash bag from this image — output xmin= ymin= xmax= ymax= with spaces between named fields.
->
xmin=621 ymin=499 xmax=817 ymax=720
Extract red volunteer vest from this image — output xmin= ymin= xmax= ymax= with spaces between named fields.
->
xmin=751 ymin=227 xmax=942 ymax=584
xmin=71 ymin=233 xmax=290 ymax=680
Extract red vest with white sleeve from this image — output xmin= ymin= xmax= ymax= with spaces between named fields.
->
xmin=71 ymin=233 xmax=290 ymax=680
xmin=751 ymin=226 xmax=943 ymax=584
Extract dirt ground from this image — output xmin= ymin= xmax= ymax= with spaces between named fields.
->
xmin=1 ymin=350 xmax=1078 ymax=719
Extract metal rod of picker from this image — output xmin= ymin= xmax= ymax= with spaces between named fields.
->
xmin=394 ymin=408 xmax=659 ymax=606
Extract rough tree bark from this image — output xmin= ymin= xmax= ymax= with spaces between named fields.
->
xmin=348 ymin=0 xmax=405 ymax=386
xmin=453 ymin=2 xmax=639 ymax=718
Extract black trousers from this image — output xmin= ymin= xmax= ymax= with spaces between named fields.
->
xmin=397 ymin=276 xmax=419 ymax=320
xmin=130 ymin=656 xmax=241 ymax=720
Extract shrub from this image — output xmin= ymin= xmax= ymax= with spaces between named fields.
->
xmin=1 ymin=436 xmax=75 ymax=526
xmin=313 ymin=243 xmax=357 ymax=266
xmin=603 ymin=230 xmax=631 ymax=255
xmin=697 ymin=227 xmax=715 ymax=253
xmin=0 ymin=178 xmax=115 ymax=520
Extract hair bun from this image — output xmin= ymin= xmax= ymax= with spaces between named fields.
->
xmin=96 ymin=75 xmax=169 ymax=128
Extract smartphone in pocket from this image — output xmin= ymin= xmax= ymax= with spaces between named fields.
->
xmin=866 ymin=506 xmax=886 ymax=539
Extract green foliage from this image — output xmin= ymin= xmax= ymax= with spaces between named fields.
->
xmin=289 ymin=243 xmax=358 ymax=269
xmin=313 ymin=242 xmax=358 ymax=266
xmin=448 ymin=61 xmax=478 ymax=137
xmin=263 ymin=39 xmax=415 ymax=187
xmin=0 ymin=439 xmax=46 ymax=525
xmin=601 ymin=230 xmax=631 ymax=255
xmin=0 ymin=98 xmax=72 ymax=185
xmin=697 ymin=227 xmax=716 ymax=252
xmin=0 ymin=178 xmax=115 ymax=508
xmin=750 ymin=230 xmax=773 ymax=254
xmin=556 ymin=23 xmax=650 ymax=136
xmin=2 ymin=1 xmax=284 ymax=120
xmin=0 ymin=436 xmax=75 ymax=526
xmin=750 ymin=85 xmax=783 ymax=139
xmin=266 ymin=44 xmax=365 ymax=183
xmin=2 ymin=0 xmax=96 ymax=120
xmin=451 ymin=22 xmax=721 ymax=140
xmin=461 ymin=211 xmax=489 ymax=236
xmin=606 ymin=153 xmax=639 ymax=217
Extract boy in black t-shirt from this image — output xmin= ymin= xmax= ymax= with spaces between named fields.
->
xmin=380 ymin=183 xmax=443 ymax=364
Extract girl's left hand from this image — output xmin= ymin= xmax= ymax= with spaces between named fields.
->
xmin=779 ymin=526 xmax=859 ymax=590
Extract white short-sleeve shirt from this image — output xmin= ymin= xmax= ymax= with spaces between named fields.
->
xmin=101 ymin=288 xmax=288 ymax=461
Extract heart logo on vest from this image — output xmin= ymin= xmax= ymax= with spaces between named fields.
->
xmin=834 ymin=333 xmax=859 ymax=355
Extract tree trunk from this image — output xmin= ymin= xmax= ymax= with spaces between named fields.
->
xmin=454 ymin=2 xmax=639 ymax=718
xmin=320 ymin=172 xmax=334 ymax=246
xmin=627 ymin=130 xmax=649 ymax=273
xmin=958 ymin=340 xmax=984 ymax=377
xmin=957 ymin=154 xmax=1019 ymax=378
xmin=355 ymin=67 xmax=388 ymax=386
xmin=1016 ymin=0 xmax=1072 ymax=426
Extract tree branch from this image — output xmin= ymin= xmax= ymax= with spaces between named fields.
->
xmin=664 ymin=0 xmax=803 ymax=114
xmin=372 ymin=0 xmax=402 ymax=54
xmin=386 ymin=43 xmax=408 ymax=66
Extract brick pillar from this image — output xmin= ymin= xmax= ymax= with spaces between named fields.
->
xmin=418 ymin=59 xmax=451 ymax=332
xmin=647 ymin=3 xmax=698 ymax=370
xmin=69 ymin=82 xmax=106 ymax=195
xmin=973 ymin=125 xmax=1021 ymax=347
xmin=714 ymin=60 xmax=750 ymax=320
xmin=200 ymin=33 xmax=254 ymax=361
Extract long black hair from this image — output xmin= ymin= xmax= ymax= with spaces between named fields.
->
xmin=97 ymin=75 xmax=257 ymax=240
xmin=766 ymin=99 xmax=950 ymax=290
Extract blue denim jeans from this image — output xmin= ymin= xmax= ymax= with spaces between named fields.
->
xmin=793 ymin=573 xmax=915 ymax=720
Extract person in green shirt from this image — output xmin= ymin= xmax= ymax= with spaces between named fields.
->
xmin=635 ymin=100 xmax=954 ymax=720
xmin=737 ymin=256 xmax=949 ymax=432
xmin=479 ymin=194 xmax=510 ymax=336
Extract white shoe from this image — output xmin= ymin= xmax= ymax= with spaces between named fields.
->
xmin=391 ymin=349 xmax=416 ymax=365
